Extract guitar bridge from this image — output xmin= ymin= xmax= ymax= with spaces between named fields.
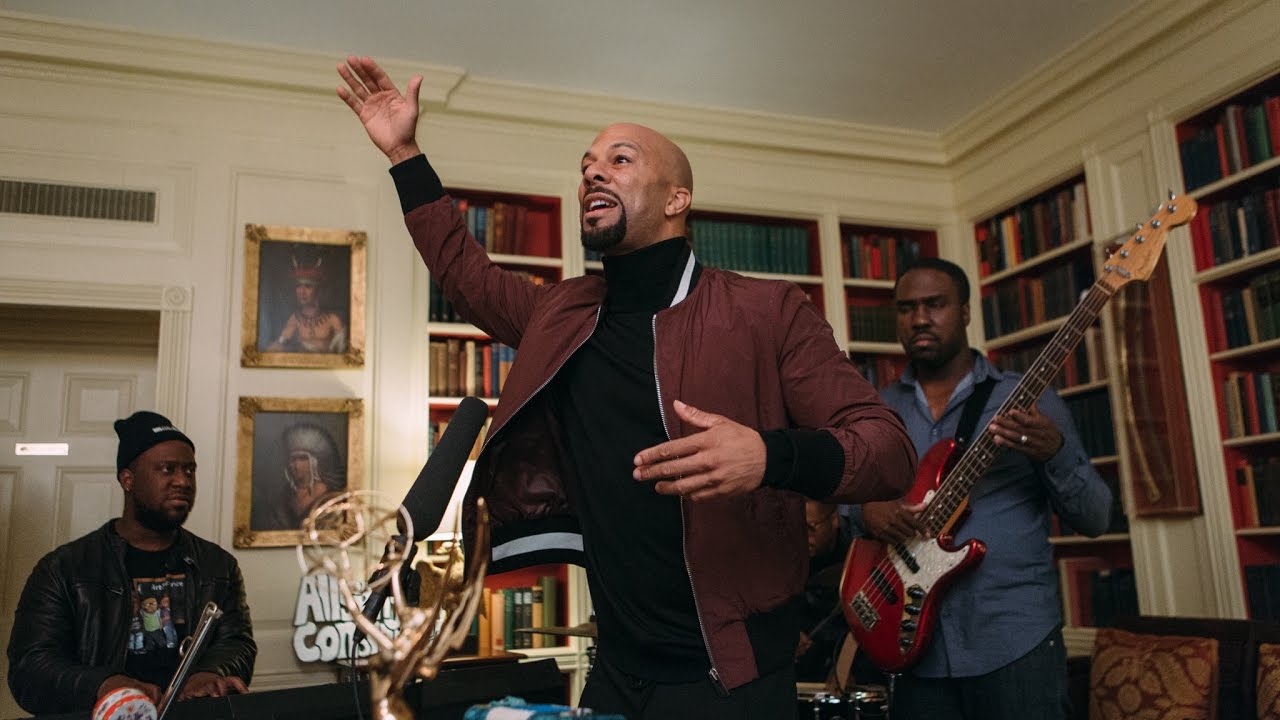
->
xmin=850 ymin=592 xmax=879 ymax=630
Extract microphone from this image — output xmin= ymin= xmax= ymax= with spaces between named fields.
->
xmin=352 ymin=396 xmax=489 ymax=649
xmin=401 ymin=396 xmax=490 ymax=541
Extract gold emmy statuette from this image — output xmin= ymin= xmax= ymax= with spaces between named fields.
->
xmin=296 ymin=490 xmax=490 ymax=720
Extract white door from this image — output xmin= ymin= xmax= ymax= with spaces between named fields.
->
xmin=0 ymin=306 xmax=157 ymax=718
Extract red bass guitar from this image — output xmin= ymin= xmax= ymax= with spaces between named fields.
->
xmin=839 ymin=195 xmax=1196 ymax=672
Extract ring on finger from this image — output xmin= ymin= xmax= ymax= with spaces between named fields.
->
xmin=1019 ymin=434 xmax=1028 ymax=444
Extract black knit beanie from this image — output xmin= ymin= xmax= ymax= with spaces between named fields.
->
xmin=114 ymin=411 xmax=195 ymax=471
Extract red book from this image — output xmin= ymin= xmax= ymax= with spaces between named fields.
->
xmin=1191 ymin=209 xmax=1214 ymax=270
xmin=1266 ymin=188 xmax=1280 ymax=249
xmin=1206 ymin=290 xmax=1227 ymax=352
xmin=1266 ymin=96 xmax=1280 ymax=161
xmin=481 ymin=344 xmax=494 ymax=397
xmin=1244 ymin=372 xmax=1262 ymax=437
xmin=1215 ymin=122 xmax=1230 ymax=178
xmin=1237 ymin=461 xmax=1262 ymax=528
xmin=975 ymin=225 xmax=991 ymax=277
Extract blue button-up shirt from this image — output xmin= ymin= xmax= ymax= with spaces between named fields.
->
xmin=847 ymin=352 xmax=1112 ymax=677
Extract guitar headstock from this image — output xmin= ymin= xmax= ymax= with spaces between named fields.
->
xmin=1099 ymin=193 xmax=1197 ymax=290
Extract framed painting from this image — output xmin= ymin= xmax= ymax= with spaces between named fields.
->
xmin=233 ymin=396 xmax=364 ymax=548
xmin=241 ymin=224 xmax=366 ymax=368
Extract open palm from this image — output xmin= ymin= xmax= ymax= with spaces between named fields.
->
xmin=337 ymin=55 xmax=423 ymax=163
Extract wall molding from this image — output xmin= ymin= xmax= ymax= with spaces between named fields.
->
xmin=0 ymin=278 xmax=191 ymax=424
xmin=0 ymin=10 xmax=945 ymax=167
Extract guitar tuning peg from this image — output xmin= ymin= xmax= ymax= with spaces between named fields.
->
xmin=1168 ymin=190 xmax=1176 ymax=201
xmin=1135 ymin=222 xmax=1144 ymax=231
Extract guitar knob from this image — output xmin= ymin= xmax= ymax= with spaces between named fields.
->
xmin=899 ymin=639 xmax=912 ymax=650
xmin=904 ymin=604 xmax=921 ymax=616
xmin=900 ymin=620 xmax=917 ymax=632
xmin=907 ymin=586 xmax=925 ymax=599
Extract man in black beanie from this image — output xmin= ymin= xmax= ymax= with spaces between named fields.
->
xmin=6 ymin=411 xmax=257 ymax=715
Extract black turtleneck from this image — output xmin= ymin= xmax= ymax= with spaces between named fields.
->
xmin=551 ymin=237 xmax=709 ymax=682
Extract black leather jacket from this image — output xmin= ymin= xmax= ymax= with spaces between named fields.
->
xmin=6 ymin=521 xmax=256 ymax=715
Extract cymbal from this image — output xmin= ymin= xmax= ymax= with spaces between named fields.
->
xmin=513 ymin=621 xmax=598 ymax=639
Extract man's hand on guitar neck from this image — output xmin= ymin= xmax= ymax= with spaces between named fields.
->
xmin=988 ymin=407 xmax=1064 ymax=463
xmin=862 ymin=500 xmax=927 ymax=544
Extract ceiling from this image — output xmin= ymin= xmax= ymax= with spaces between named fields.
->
xmin=1 ymin=0 xmax=1145 ymax=134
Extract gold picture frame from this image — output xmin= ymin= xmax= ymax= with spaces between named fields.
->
xmin=234 ymin=396 xmax=364 ymax=548
xmin=241 ymin=223 xmax=367 ymax=368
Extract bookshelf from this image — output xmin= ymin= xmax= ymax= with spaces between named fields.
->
xmin=687 ymin=210 xmax=824 ymax=311
xmin=839 ymin=222 xmax=938 ymax=388
xmin=972 ymin=174 xmax=1137 ymax=634
xmin=1177 ymin=70 xmax=1280 ymax=622
xmin=424 ymin=186 xmax=586 ymax=677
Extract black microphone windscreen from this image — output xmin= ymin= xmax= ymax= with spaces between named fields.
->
xmin=401 ymin=396 xmax=489 ymax=540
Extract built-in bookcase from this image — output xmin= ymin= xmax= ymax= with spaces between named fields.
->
xmin=972 ymin=174 xmax=1136 ymax=632
xmin=1178 ymin=70 xmax=1280 ymax=622
xmin=838 ymin=223 xmax=938 ymax=388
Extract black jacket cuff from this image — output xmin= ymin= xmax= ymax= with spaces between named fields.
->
xmin=759 ymin=428 xmax=845 ymax=498
xmin=389 ymin=154 xmax=446 ymax=214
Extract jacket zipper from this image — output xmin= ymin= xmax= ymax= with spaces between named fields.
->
xmin=478 ymin=307 xmax=603 ymax=457
xmin=652 ymin=313 xmax=728 ymax=697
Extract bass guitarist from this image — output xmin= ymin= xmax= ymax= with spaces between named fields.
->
xmin=846 ymin=257 xmax=1112 ymax=720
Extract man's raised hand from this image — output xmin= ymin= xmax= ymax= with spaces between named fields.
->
xmin=336 ymin=55 xmax=423 ymax=164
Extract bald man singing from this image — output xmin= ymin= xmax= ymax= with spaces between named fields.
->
xmin=337 ymin=56 xmax=914 ymax=719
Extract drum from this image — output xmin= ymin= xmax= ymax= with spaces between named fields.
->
xmin=848 ymin=684 xmax=889 ymax=719
xmin=797 ymin=691 xmax=852 ymax=720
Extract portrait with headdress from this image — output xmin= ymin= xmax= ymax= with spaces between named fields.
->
xmin=233 ymin=396 xmax=364 ymax=548
xmin=241 ymin=224 xmax=366 ymax=368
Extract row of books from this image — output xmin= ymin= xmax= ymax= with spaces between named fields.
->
xmin=840 ymin=231 xmax=926 ymax=281
xmin=1058 ymin=560 xmax=1138 ymax=627
xmin=847 ymin=304 xmax=896 ymax=344
xmin=1189 ymin=184 xmax=1280 ymax=270
xmin=428 ymin=337 xmax=516 ymax=399
xmin=427 ymin=416 xmax=489 ymax=459
xmin=460 ymin=577 xmax=561 ymax=656
xmin=689 ymin=218 xmax=813 ymax=276
xmin=975 ymin=181 xmax=1090 ymax=276
xmin=1065 ymin=390 xmax=1117 ymax=458
xmin=979 ymin=258 xmax=1093 ymax=339
xmin=1222 ymin=370 xmax=1280 ymax=439
xmin=1245 ymin=564 xmax=1280 ymax=622
xmin=849 ymin=353 xmax=905 ymax=390
xmin=1211 ymin=267 xmax=1280 ymax=351
xmin=453 ymin=197 xmax=557 ymax=257
xmin=1179 ymin=97 xmax=1280 ymax=191
xmin=992 ymin=326 xmax=1107 ymax=390
xmin=1232 ymin=456 xmax=1280 ymax=528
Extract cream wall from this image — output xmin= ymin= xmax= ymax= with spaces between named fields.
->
xmin=2 ymin=0 xmax=1278 ymax=695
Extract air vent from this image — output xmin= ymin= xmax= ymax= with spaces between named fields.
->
xmin=0 ymin=179 xmax=156 ymax=222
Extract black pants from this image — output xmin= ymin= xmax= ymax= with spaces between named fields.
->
xmin=891 ymin=626 xmax=1070 ymax=720
xmin=579 ymin=657 xmax=796 ymax=720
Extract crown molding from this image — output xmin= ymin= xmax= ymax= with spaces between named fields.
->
xmin=941 ymin=0 xmax=1229 ymax=163
xmin=0 ymin=10 xmax=465 ymax=106
xmin=445 ymin=77 xmax=947 ymax=166
xmin=0 ymin=10 xmax=946 ymax=168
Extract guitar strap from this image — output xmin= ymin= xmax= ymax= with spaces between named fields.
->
xmin=953 ymin=377 xmax=997 ymax=448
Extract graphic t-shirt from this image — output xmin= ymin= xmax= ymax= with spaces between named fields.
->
xmin=123 ymin=545 xmax=189 ymax=688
